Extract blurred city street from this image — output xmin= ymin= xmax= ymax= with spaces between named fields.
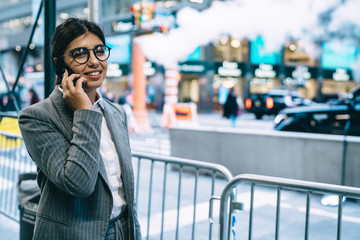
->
xmin=1 ymin=0 xmax=360 ymax=238
xmin=2 ymin=111 xmax=360 ymax=240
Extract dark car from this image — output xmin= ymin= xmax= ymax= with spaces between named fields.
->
xmin=274 ymin=85 xmax=360 ymax=136
xmin=245 ymin=89 xmax=312 ymax=119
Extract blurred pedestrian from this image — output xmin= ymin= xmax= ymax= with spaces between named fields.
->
xmin=284 ymin=92 xmax=297 ymax=107
xmin=28 ymin=88 xmax=40 ymax=105
xmin=18 ymin=18 xmax=141 ymax=240
xmin=223 ymin=88 xmax=239 ymax=128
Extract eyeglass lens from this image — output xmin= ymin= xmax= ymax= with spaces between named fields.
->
xmin=71 ymin=45 xmax=110 ymax=64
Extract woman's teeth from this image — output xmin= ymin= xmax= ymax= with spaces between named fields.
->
xmin=87 ymin=72 xmax=100 ymax=76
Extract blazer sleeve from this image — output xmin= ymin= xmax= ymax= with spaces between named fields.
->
xmin=19 ymin=105 xmax=103 ymax=198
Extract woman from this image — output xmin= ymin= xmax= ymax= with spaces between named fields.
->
xmin=29 ymin=88 xmax=40 ymax=105
xmin=223 ymin=87 xmax=239 ymax=128
xmin=18 ymin=18 xmax=141 ymax=240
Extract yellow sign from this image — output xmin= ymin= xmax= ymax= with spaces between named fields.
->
xmin=0 ymin=117 xmax=22 ymax=148
xmin=0 ymin=117 xmax=20 ymax=134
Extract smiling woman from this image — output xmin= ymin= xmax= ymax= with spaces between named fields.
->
xmin=18 ymin=18 xmax=141 ymax=240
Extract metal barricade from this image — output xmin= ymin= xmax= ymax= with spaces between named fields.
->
xmin=131 ymin=151 xmax=233 ymax=240
xmin=0 ymin=130 xmax=37 ymax=221
xmin=219 ymin=174 xmax=360 ymax=240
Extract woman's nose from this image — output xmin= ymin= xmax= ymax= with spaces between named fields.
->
xmin=87 ymin=50 xmax=99 ymax=65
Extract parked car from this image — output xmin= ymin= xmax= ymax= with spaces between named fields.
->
xmin=274 ymin=85 xmax=360 ymax=136
xmin=245 ymin=89 xmax=312 ymax=119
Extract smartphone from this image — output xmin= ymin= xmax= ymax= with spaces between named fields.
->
xmin=58 ymin=63 xmax=84 ymax=87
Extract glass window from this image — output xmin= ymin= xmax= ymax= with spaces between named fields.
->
xmin=0 ymin=0 xmax=29 ymax=8
xmin=214 ymin=36 xmax=247 ymax=62
xmin=106 ymin=34 xmax=131 ymax=64
xmin=0 ymin=15 xmax=32 ymax=35
xmin=102 ymin=0 xmax=131 ymax=17
xmin=321 ymin=42 xmax=358 ymax=70
xmin=283 ymin=41 xmax=317 ymax=67
xmin=250 ymin=36 xmax=282 ymax=65
xmin=56 ymin=4 xmax=88 ymax=24
xmin=155 ymin=0 xmax=180 ymax=8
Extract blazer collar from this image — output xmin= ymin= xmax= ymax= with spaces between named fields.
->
xmin=49 ymin=87 xmax=74 ymax=136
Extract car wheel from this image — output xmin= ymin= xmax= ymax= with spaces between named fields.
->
xmin=255 ymin=113 xmax=263 ymax=120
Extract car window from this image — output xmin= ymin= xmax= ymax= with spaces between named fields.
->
xmin=354 ymin=94 xmax=360 ymax=104
xmin=355 ymin=103 xmax=360 ymax=111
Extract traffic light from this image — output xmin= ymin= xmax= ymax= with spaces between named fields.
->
xmin=131 ymin=1 xmax=155 ymax=29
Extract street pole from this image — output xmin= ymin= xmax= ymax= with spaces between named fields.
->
xmin=132 ymin=41 xmax=152 ymax=132
xmin=88 ymin=0 xmax=100 ymax=23
xmin=44 ymin=0 xmax=56 ymax=98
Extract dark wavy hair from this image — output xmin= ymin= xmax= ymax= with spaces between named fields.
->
xmin=51 ymin=18 xmax=106 ymax=85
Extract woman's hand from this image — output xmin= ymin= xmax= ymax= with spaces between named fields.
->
xmin=61 ymin=69 xmax=92 ymax=110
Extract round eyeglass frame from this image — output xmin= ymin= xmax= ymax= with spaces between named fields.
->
xmin=58 ymin=45 xmax=111 ymax=64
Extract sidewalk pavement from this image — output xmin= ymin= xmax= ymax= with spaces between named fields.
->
xmin=0 ymin=213 xmax=19 ymax=240
xmin=145 ymin=110 xmax=261 ymax=130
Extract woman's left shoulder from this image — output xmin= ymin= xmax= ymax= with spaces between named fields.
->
xmin=103 ymin=99 xmax=126 ymax=116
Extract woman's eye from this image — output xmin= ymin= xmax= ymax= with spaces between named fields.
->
xmin=95 ymin=47 xmax=105 ymax=55
xmin=73 ymin=49 xmax=87 ymax=58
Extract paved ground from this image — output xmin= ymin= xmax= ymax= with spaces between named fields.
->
xmin=0 ymin=213 xmax=19 ymax=240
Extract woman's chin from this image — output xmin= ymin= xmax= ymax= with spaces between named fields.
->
xmin=84 ymin=79 xmax=104 ymax=89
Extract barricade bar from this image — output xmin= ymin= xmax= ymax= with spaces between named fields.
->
xmin=0 ymin=130 xmax=37 ymax=222
xmin=226 ymin=174 xmax=360 ymax=197
xmin=219 ymin=174 xmax=360 ymax=240
xmin=132 ymin=152 xmax=233 ymax=240
xmin=132 ymin=151 xmax=233 ymax=181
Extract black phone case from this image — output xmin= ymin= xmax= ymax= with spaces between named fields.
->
xmin=59 ymin=64 xmax=82 ymax=87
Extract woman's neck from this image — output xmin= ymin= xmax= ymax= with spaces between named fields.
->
xmin=86 ymin=90 xmax=98 ymax=105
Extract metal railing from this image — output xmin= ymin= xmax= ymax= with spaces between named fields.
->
xmin=132 ymin=152 xmax=234 ymax=240
xmin=219 ymin=174 xmax=360 ymax=240
xmin=0 ymin=130 xmax=37 ymax=221
xmin=4 ymin=128 xmax=360 ymax=240
xmin=0 ymin=129 xmax=235 ymax=240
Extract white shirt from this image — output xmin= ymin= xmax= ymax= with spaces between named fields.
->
xmin=93 ymin=97 xmax=126 ymax=219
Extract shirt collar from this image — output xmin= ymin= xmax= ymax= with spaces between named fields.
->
xmin=93 ymin=94 xmax=104 ymax=112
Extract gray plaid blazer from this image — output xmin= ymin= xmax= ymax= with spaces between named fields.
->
xmin=19 ymin=87 xmax=141 ymax=240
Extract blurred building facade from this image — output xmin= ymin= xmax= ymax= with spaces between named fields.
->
xmin=0 ymin=0 xmax=358 ymax=111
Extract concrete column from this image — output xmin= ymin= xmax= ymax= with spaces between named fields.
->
xmin=164 ymin=63 xmax=179 ymax=104
xmin=132 ymin=42 xmax=152 ymax=132
xmin=160 ymin=62 xmax=179 ymax=128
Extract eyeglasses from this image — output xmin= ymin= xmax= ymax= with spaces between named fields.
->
xmin=59 ymin=45 xmax=111 ymax=64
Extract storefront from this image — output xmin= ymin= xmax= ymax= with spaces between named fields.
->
xmin=283 ymin=65 xmax=319 ymax=99
xmin=177 ymin=61 xmax=208 ymax=111
xmin=143 ymin=61 xmax=164 ymax=111
xmin=213 ymin=61 xmax=245 ymax=110
xmin=104 ymin=63 xmax=131 ymax=102
xmin=320 ymin=42 xmax=358 ymax=101
xmin=104 ymin=33 xmax=132 ymax=103
xmin=249 ymin=63 xmax=280 ymax=94
xmin=321 ymin=68 xmax=357 ymax=101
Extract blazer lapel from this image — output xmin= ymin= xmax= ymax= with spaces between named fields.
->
xmin=102 ymin=101 xmax=133 ymax=204
xmin=49 ymin=88 xmax=74 ymax=138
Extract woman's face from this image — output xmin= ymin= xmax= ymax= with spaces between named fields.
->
xmin=63 ymin=33 xmax=107 ymax=91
